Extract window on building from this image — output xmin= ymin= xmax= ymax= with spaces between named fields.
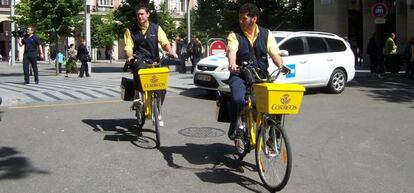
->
xmin=0 ymin=22 xmax=3 ymax=33
xmin=279 ymin=37 xmax=305 ymax=56
xmin=325 ymin=38 xmax=347 ymax=52
xmin=1 ymin=0 xmax=10 ymax=6
xmin=306 ymin=37 xmax=328 ymax=54
xmin=99 ymin=0 xmax=113 ymax=6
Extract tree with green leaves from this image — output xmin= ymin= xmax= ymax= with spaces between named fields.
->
xmin=13 ymin=0 xmax=83 ymax=44
xmin=187 ymin=0 xmax=314 ymax=42
xmin=91 ymin=13 xmax=118 ymax=49
xmin=14 ymin=0 xmax=83 ymax=75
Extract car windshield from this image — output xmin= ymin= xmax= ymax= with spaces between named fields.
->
xmin=275 ymin=37 xmax=284 ymax=43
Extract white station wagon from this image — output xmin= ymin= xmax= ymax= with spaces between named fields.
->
xmin=193 ymin=31 xmax=355 ymax=94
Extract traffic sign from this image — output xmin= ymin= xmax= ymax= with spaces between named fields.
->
xmin=371 ymin=3 xmax=388 ymax=18
xmin=209 ymin=40 xmax=226 ymax=56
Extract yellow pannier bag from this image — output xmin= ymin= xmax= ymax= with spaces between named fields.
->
xmin=138 ymin=67 xmax=170 ymax=91
xmin=253 ymin=83 xmax=306 ymax=115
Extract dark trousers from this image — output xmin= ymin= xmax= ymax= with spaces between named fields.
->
xmin=228 ymin=74 xmax=247 ymax=132
xmin=368 ymin=54 xmax=377 ymax=73
xmin=191 ymin=56 xmax=200 ymax=73
xmin=23 ymin=52 xmax=39 ymax=83
xmin=58 ymin=62 xmax=63 ymax=73
xmin=79 ymin=60 xmax=89 ymax=77
xmin=406 ymin=61 xmax=414 ymax=78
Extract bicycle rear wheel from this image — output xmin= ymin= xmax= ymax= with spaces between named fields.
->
xmin=135 ymin=92 xmax=145 ymax=129
xmin=152 ymin=93 xmax=161 ymax=148
xmin=255 ymin=117 xmax=292 ymax=192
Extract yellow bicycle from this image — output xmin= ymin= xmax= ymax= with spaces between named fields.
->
xmin=226 ymin=64 xmax=305 ymax=192
xmin=122 ymin=60 xmax=169 ymax=148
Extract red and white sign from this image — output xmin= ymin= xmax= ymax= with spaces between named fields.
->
xmin=209 ymin=40 xmax=226 ymax=56
xmin=371 ymin=3 xmax=388 ymax=18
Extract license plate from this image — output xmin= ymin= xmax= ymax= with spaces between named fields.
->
xmin=196 ymin=74 xmax=211 ymax=81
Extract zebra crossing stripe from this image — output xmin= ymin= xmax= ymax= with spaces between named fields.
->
xmin=91 ymin=89 xmax=116 ymax=97
xmin=42 ymin=92 xmax=63 ymax=100
xmin=75 ymin=90 xmax=98 ymax=98
xmin=0 ymin=85 xmax=22 ymax=92
xmin=4 ymin=83 xmax=41 ymax=92
xmin=39 ymin=81 xmax=94 ymax=90
xmin=60 ymin=91 xmax=81 ymax=99
xmin=106 ymin=88 xmax=120 ymax=94
xmin=24 ymin=93 xmax=44 ymax=102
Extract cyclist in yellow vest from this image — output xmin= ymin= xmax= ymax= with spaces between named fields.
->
xmin=226 ymin=3 xmax=289 ymax=140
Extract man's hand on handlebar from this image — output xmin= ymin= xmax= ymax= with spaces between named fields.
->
xmin=126 ymin=56 xmax=135 ymax=64
xmin=281 ymin=65 xmax=291 ymax=74
xmin=165 ymin=52 xmax=178 ymax=59
xmin=228 ymin=64 xmax=240 ymax=73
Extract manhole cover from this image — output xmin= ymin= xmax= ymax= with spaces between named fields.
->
xmin=178 ymin=127 xmax=225 ymax=138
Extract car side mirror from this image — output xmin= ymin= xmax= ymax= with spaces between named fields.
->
xmin=280 ymin=50 xmax=289 ymax=57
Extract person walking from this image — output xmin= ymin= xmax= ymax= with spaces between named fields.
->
xmin=366 ymin=32 xmax=378 ymax=74
xmin=189 ymin=36 xmax=203 ymax=73
xmin=66 ymin=44 xmax=77 ymax=77
xmin=57 ymin=50 xmax=64 ymax=74
xmin=226 ymin=3 xmax=289 ymax=140
xmin=384 ymin=33 xmax=398 ymax=73
xmin=77 ymin=39 xmax=90 ymax=78
xmin=18 ymin=26 xmax=44 ymax=84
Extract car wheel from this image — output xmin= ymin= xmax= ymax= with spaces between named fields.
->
xmin=327 ymin=69 xmax=346 ymax=94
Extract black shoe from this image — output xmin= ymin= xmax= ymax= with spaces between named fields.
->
xmin=228 ymin=127 xmax=236 ymax=140
xmin=35 ymin=81 xmax=39 ymax=84
xmin=24 ymin=81 xmax=29 ymax=84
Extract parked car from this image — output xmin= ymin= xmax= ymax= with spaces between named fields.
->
xmin=193 ymin=31 xmax=355 ymax=94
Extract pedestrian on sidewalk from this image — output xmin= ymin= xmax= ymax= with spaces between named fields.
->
xmin=77 ymin=39 xmax=90 ymax=78
xmin=189 ymin=35 xmax=203 ymax=73
xmin=18 ymin=26 xmax=44 ymax=84
xmin=66 ymin=44 xmax=77 ymax=77
xmin=57 ymin=50 xmax=64 ymax=74
xmin=366 ymin=32 xmax=378 ymax=74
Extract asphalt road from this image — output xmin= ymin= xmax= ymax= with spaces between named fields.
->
xmin=0 ymin=72 xmax=413 ymax=193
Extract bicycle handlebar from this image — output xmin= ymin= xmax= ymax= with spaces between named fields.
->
xmin=123 ymin=54 xmax=175 ymax=72
xmin=238 ymin=61 xmax=291 ymax=83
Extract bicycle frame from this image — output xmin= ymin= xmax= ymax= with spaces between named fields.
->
xmin=242 ymin=89 xmax=263 ymax=149
xmin=143 ymin=91 xmax=161 ymax=119
xmin=143 ymin=91 xmax=152 ymax=119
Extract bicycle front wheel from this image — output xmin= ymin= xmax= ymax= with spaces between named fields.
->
xmin=255 ymin=119 xmax=292 ymax=192
xmin=135 ymin=92 xmax=145 ymax=129
xmin=152 ymin=93 xmax=161 ymax=148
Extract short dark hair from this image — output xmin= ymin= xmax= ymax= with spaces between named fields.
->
xmin=135 ymin=3 xmax=150 ymax=13
xmin=239 ymin=3 xmax=260 ymax=18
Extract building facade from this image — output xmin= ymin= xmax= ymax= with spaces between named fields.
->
xmin=314 ymin=0 xmax=413 ymax=64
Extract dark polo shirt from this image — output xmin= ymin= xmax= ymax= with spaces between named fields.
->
xmin=22 ymin=35 xmax=40 ymax=54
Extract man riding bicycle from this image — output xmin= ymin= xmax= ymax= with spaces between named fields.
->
xmin=226 ymin=3 xmax=289 ymax=140
xmin=124 ymin=3 xmax=177 ymax=126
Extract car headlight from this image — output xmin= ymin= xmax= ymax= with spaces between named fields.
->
xmin=216 ymin=65 xmax=228 ymax=72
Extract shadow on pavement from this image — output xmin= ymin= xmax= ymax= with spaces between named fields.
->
xmin=0 ymin=146 xmax=49 ymax=180
xmin=349 ymin=72 xmax=414 ymax=106
xmin=158 ymin=143 xmax=264 ymax=192
xmin=82 ymin=118 xmax=158 ymax=149
xmin=179 ymin=88 xmax=217 ymax=100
